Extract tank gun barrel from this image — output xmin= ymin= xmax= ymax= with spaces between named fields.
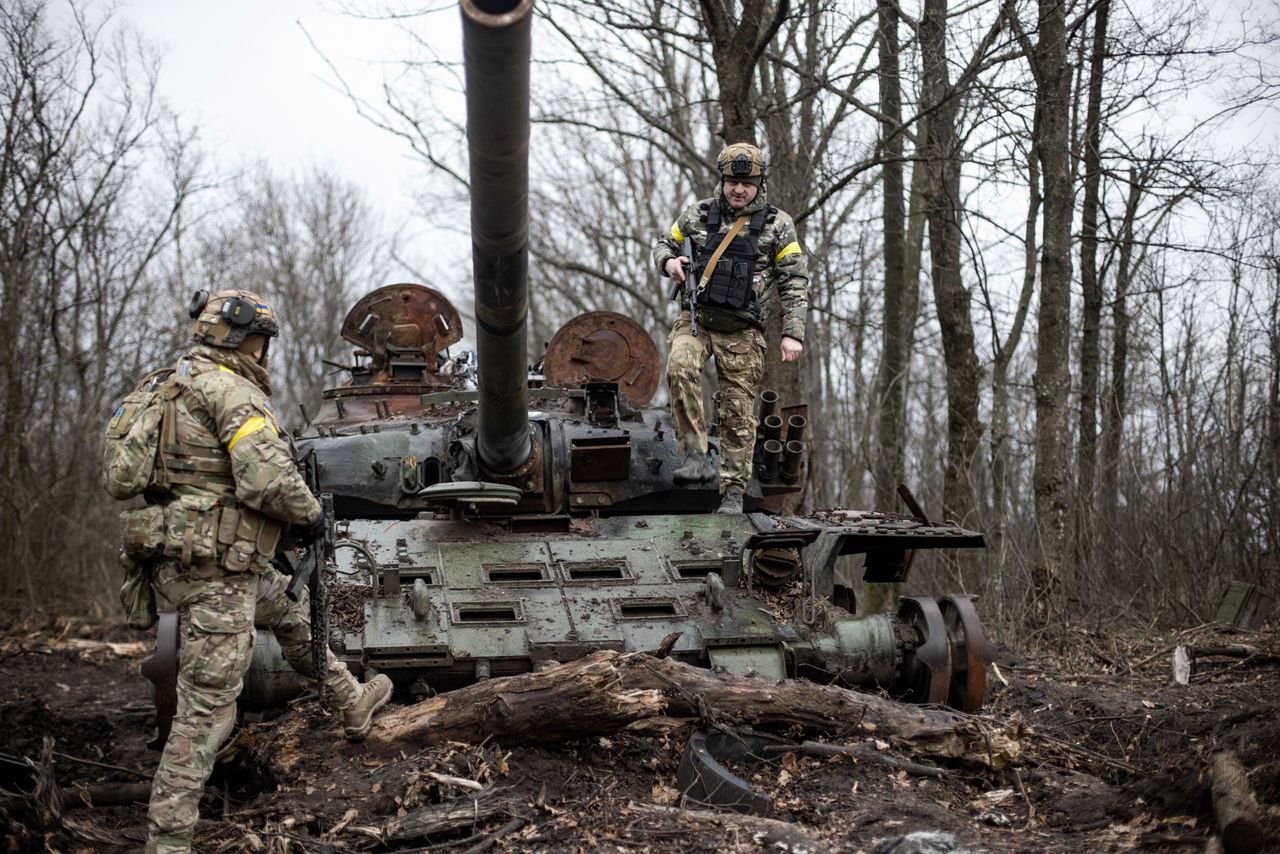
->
xmin=463 ymin=0 xmax=534 ymax=474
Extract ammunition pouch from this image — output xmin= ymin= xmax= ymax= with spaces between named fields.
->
xmin=126 ymin=495 xmax=284 ymax=572
xmin=699 ymin=258 xmax=755 ymax=311
xmin=696 ymin=306 xmax=756 ymax=334
xmin=119 ymin=505 xmax=167 ymax=561
xmin=117 ymin=552 xmax=157 ymax=631
xmin=161 ymin=494 xmax=220 ymax=567
xmin=215 ymin=504 xmax=283 ymax=573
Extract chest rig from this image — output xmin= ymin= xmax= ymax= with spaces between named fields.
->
xmin=692 ymin=201 xmax=775 ymax=321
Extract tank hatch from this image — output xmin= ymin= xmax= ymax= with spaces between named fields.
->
xmin=542 ymin=311 xmax=661 ymax=406
xmin=340 ymin=283 xmax=463 ymax=386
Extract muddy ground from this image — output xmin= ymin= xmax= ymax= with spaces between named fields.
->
xmin=1 ymin=618 xmax=1277 ymax=853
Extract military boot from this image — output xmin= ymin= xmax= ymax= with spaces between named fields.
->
xmin=717 ymin=486 xmax=744 ymax=514
xmin=672 ymin=450 xmax=715 ymax=485
xmin=342 ymin=674 xmax=393 ymax=741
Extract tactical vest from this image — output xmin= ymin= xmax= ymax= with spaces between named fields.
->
xmin=114 ymin=355 xmax=282 ymax=570
xmin=155 ymin=357 xmax=236 ymax=493
xmin=691 ymin=202 xmax=775 ymax=321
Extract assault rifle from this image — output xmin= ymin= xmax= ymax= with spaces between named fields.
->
xmin=667 ymin=234 xmax=699 ymax=336
xmin=286 ymin=450 xmax=334 ymax=704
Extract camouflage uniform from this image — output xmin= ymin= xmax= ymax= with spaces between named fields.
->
xmin=143 ymin=343 xmax=365 ymax=853
xmin=142 ymin=343 xmax=368 ymax=854
xmin=654 ymin=180 xmax=809 ymax=493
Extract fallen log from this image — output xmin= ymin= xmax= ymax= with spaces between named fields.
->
xmin=369 ymin=652 xmax=665 ymax=747
xmin=1208 ymin=749 xmax=1264 ymax=854
xmin=367 ymin=651 xmax=1019 ymax=768
xmin=619 ymin=654 xmax=1019 ymax=766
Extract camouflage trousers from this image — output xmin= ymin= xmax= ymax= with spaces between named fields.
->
xmin=146 ymin=556 xmax=360 ymax=853
xmin=666 ymin=311 xmax=765 ymax=492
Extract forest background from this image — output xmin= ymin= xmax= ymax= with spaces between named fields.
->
xmin=1 ymin=0 xmax=1276 ymax=642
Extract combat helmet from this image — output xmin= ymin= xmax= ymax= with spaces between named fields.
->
xmin=188 ymin=289 xmax=279 ymax=349
xmin=716 ymin=142 xmax=766 ymax=183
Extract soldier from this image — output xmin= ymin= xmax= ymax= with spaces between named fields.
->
xmin=654 ymin=143 xmax=809 ymax=513
xmin=135 ymin=290 xmax=393 ymax=854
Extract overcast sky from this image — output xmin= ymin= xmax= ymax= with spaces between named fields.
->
xmin=121 ymin=0 xmax=443 ymax=226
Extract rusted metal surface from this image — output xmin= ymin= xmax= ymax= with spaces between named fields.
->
xmin=750 ymin=547 xmax=801 ymax=587
xmin=542 ymin=312 xmax=661 ymax=406
xmin=940 ymin=594 xmax=992 ymax=713
xmin=340 ymin=284 xmax=463 ymax=386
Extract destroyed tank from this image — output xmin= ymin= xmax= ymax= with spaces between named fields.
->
xmin=236 ymin=0 xmax=992 ymax=717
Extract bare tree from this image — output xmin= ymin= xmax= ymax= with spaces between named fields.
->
xmin=186 ymin=163 xmax=397 ymax=429
xmin=871 ymin=0 xmax=910 ymax=508
xmin=0 ymin=0 xmax=195 ymax=616
xmin=1072 ymin=0 xmax=1109 ymax=561
xmin=1008 ymin=0 xmax=1073 ymax=614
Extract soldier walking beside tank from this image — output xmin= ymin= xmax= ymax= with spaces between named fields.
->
xmin=105 ymin=290 xmax=393 ymax=854
xmin=654 ymin=143 xmax=809 ymax=513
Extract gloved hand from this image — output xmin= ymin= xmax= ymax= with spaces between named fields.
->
xmin=292 ymin=513 xmax=326 ymax=547
xmin=270 ymin=554 xmax=295 ymax=577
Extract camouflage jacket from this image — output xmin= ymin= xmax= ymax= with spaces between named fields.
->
xmin=653 ymin=182 xmax=809 ymax=341
xmin=164 ymin=345 xmax=320 ymax=526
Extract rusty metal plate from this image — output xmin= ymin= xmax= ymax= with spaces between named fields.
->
xmin=543 ymin=311 xmax=660 ymax=405
xmin=939 ymin=594 xmax=992 ymax=713
xmin=341 ymin=283 xmax=464 ymax=376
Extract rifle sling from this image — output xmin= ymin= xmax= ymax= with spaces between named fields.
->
xmin=697 ymin=215 xmax=751 ymax=293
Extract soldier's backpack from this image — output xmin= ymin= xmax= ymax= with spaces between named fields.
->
xmin=101 ymin=367 xmax=177 ymax=500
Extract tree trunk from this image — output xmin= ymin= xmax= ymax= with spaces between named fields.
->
xmin=697 ymin=0 xmax=787 ymax=143
xmin=873 ymin=0 xmax=909 ymax=510
xmin=920 ymin=0 xmax=984 ymax=566
xmin=757 ymin=6 xmax=816 ymax=510
xmin=1030 ymin=0 xmax=1074 ymax=613
xmin=1074 ymin=0 xmax=1110 ymax=564
xmin=357 ymin=651 xmax=1020 ymax=768
xmin=1208 ymin=750 xmax=1265 ymax=854
xmin=1099 ymin=169 xmax=1144 ymax=558
xmin=1267 ymin=256 xmax=1280 ymax=571
xmin=369 ymin=653 xmax=665 ymax=747
xmin=991 ymin=148 xmax=1041 ymax=623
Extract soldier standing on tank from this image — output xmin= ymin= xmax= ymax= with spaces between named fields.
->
xmin=136 ymin=290 xmax=393 ymax=854
xmin=654 ymin=143 xmax=809 ymax=513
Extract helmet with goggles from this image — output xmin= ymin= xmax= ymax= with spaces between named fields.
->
xmin=188 ymin=289 xmax=279 ymax=349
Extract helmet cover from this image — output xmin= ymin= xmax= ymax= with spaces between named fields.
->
xmin=716 ymin=142 xmax=766 ymax=182
xmin=189 ymin=289 xmax=279 ymax=349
